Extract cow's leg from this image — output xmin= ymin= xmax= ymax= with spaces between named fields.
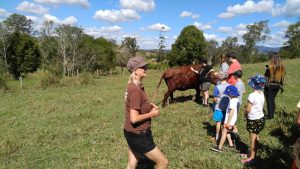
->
xmin=195 ymin=88 xmax=201 ymax=102
xmin=169 ymin=92 xmax=174 ymax=103
xmin=162 ymin=90 xmax=170 ymax=107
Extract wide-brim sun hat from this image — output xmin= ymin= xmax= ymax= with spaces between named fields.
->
xmin=248 ymin=74 xmax=266 ymax=90
xmin=224 ymin=85 xmax=240 ymax=97
xmin=127 ymin=56 xmax=148 ymax=73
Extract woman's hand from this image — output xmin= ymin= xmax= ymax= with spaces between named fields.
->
xmin=151 ymin=103 xmax=159 ymax=110
xmin=151 ymin=108 xmax=160 ymax=118
xmin=224 ymin=124 xmax=232 ymax=130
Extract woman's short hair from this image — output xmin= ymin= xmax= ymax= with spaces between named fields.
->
xmin=226 ymin=52 xmax=237 ymax=59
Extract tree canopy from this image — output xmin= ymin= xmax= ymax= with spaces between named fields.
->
xmin=168 ymin=25 xmax=207 ymax=66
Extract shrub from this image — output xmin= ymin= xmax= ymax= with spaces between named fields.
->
xmin=40 ymin=72 xmax=60 ymax=88
xmin=0 ymin=76 xmax=8 ymax=90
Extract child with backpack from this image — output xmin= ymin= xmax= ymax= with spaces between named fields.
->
xmin=211 ymin=85 xmax=240 ymax=152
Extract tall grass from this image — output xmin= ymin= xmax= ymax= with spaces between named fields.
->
xmin=0 ymin=59 xmax=300 ymax=168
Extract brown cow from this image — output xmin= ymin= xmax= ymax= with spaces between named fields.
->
xmin=156 ymin=64 xmax=219 ymax=107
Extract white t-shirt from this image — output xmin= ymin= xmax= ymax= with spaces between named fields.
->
xmin=224 ymin=97 xmax=239 ymax=126
xmin=297 ymin=100 xmax=300 ymax=108
xmin=247 ymin=91 xmax=265 ymax=120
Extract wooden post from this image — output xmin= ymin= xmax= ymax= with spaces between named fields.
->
xmin=19 ymin=77 xmax=23 ymax=89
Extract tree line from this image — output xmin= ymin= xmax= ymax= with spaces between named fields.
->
xmin=0 ymin=13 xmax=299 ymax=84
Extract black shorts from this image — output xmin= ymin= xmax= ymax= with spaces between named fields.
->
xmin=200 ymin=82 xmax=211 ymax=91
xmin=246 ymin=117 xmax=265 ymax=134
xmin=124 ymin=129 xmax=156 ymax=154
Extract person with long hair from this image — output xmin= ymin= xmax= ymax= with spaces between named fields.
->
xmin=219 ymin=54 xmax=229 ymax=74
xmin=264 ymin=52 xmax=286 ymax=119
xmin=124 ymin=56 xmax=168 ymax=169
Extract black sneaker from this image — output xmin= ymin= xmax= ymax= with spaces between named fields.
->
xmin=211 ymin=145 xmax=223 ymax=152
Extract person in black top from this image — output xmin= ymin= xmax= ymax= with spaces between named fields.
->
xmin=191 ymin=59 xmax=214 ymax=106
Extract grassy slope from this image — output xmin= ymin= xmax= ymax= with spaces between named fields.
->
xmin=0 ymin=59 xmax=300 ymax=169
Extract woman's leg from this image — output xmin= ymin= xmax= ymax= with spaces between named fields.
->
xmin=266 ymin=86 xmax=279 ymax=118
xmin=126 ymin=148 xmax=140 ymax=169
xmin=144 ymin=147 xmax=168 ymax=169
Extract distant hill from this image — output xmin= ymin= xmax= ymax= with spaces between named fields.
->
xmin=256 ymin=46 xmax=280 ymax=53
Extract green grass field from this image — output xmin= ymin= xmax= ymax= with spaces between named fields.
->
xmin=1 ymin=59 xmax=300 ymax=169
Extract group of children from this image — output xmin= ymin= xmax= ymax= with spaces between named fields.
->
xmin=210 ymin=69 xmax=266 ymax=165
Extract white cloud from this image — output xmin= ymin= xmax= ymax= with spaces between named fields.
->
xmin=262 ymin=31 xmax=288 ymax=47
xmin=218 ymin=0 xmax=273 ymax=19
xmin=84 ymin=26 xmax=122 ymax=38
xmin=191 ymin=14 xmax=200 ymax=19
xmin=93 ymin=9 xmax=140 ymax=23
xmin=148 ymin=23 xmax=170 ymax=31
xmin=62 ymin=16 xmax=77 ymax=25
xmin=33 ymin=0 xmax=90 ymax=8
xmin=272 ymin=20 xmax=291 ymax=28
xmin=204 ymin=33 xmax=217 ymax=40
xmin=236 ymin=23 xmax=247 ymax=31
xmin=193 ymin=22 xmax=212 ymax=30
xmin=16 ymin=1 xmax=49 ymax=15
xmin=219 ymin=0 xmax=300 ymax=19
xmin=272 ymin=0 xmax=300 ymax=17
xmin=44 ymin=14 xmax=77 ymax=25
xmin=218 ymin=26 xmax=232 ymax=33
xmin=180 ymin=11 xmax=192 ymax=17
xmin=180 ymin=10 xmax=199 ymax=19
xmin=0 ymin=8 xmax=10 ymax=17
xmin=120 ymin=0 xmax=155 ymax=12
xmin=218 ymin=12 xmax=235 ymax=19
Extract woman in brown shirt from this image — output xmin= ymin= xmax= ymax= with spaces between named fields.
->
xmin=124 ymin=56 xmax=168 ymax=169
xmin=264 ymin=52 xmax=286 ymax=119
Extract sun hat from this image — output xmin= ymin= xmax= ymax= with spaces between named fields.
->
xmin=127 ymin=56 xmax=148 ymax=73
xmin=219 ymin=71 xmax=228 ymax=80
xmin=248 ymin=74 xmax=266 ymax=90
xmin=224 ymin=85 xmax=240 ymax=97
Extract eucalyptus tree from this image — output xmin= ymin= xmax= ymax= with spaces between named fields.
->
xmin=282 ymin=20 xmax=300 ymax=58
xmin=0 ymin=23 xmax=10 ymax=72
xmin=242 ymin=20 xmax=270 ymax=63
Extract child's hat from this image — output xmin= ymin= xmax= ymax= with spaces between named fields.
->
xmin=224 ymin=85 xmax=240 ymax=97
xmin=248 ymin=74 xmax=266 ymax=90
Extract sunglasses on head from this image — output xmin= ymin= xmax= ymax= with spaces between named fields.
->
xmin=140 ymin=65 xmax=148 ymax=70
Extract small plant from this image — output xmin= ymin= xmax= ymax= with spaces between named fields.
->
xmin=40 ymin=72 xmax=60 ymax=88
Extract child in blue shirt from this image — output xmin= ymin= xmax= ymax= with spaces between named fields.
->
xmin=212 ymin=72 xmax=229 ymax=142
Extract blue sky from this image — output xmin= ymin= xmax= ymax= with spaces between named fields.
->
xmin=0 ymin=0 xmax=299 ymax=49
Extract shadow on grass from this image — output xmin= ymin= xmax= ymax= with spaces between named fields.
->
xmin=202 ymin=121 xmax=215 ymax=138
xmin=243 ymin=111 xmax=300 ymax=169
xmin=136 ymin=155 xmax=155 ymax=169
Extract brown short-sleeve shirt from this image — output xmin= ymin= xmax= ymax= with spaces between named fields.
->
xmin=124 ymin=83 xmax=152 ymax=133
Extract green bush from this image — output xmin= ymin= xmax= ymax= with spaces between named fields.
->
xmin=0 ymin=76 xmax=8 ymax=90
xmin=77 ymin=72 xmax=94 ymax=85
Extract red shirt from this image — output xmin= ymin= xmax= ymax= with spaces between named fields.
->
xmin=227 ymin=60 xmax=241 ymax=85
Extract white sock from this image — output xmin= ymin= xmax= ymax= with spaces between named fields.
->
xmin=216 ymin=134 xmax=219 ymax=141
